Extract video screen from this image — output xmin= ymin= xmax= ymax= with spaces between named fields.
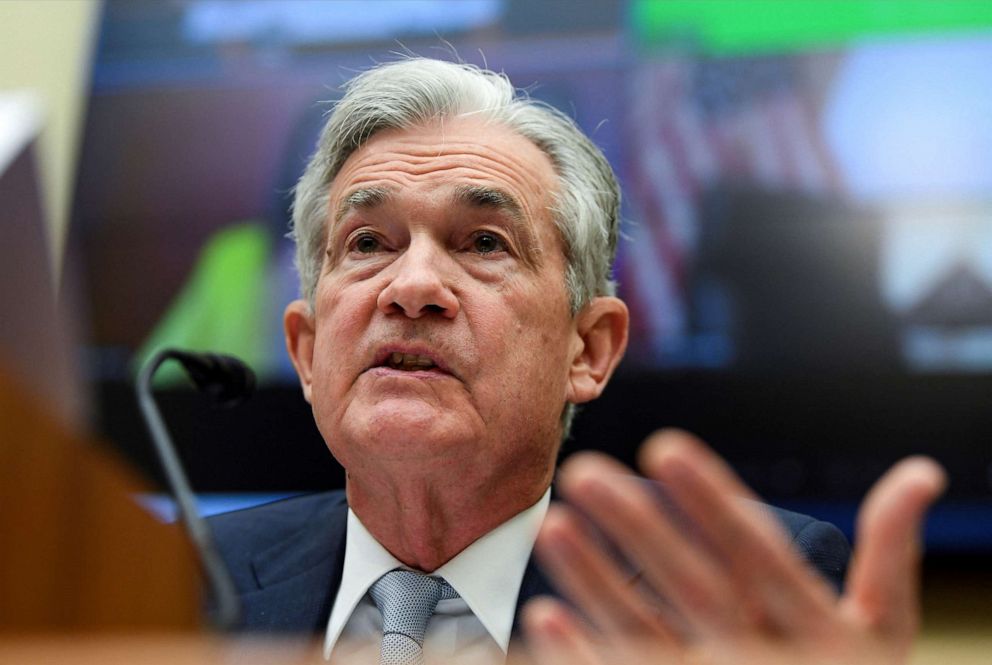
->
xmin=72 ymin=1 xmax=992 ymax=549
xmin=76 ymin=0 xmax=992 ymax=381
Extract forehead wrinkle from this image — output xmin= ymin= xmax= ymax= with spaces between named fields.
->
xmin=358 ymin=137 xmax=549 ymax=191
xmin=327 ymin=125 xmax=562 ymax=265
xmin=336 ymin=128 xmax=555 ymax=195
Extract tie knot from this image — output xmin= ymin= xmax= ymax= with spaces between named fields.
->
xmin=369 ymin=569 xmax=459 ymax=647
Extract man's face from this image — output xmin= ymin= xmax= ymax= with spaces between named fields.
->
xmin=288 ymin=116 xmax=584 ymax=491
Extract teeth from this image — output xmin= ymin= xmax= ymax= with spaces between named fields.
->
xmin=388 ymin=352 xmax=437 ymax=370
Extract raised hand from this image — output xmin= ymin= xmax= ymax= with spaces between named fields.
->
xmin=523 ymin=429 xmax=946 ymax=665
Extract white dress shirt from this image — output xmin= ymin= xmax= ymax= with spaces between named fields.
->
xmin=324 ymin=489 xmax=551 ymax=664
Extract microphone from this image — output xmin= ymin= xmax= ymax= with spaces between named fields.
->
xmin=136 ymin=348 xmax=254 ymax=631
xmin=166 ymin=350 xmax=256 ymax=407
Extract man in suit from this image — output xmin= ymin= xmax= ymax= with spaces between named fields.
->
xmin=211 ymin=58 xmax=942 ymax=664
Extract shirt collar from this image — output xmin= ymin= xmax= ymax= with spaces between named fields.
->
xmin=323 ymin=507 xmax=404 ymax=660
xmin=434 ymin=488 xmax=550 ymax=652
xmin=323 ymin=488 xmax=551 ymax=658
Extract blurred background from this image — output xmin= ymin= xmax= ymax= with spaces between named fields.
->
xmin=3 ymin=0 xmax=991 ymax=658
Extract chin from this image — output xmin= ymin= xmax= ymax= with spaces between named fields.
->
xmin=348 ymin=400 xmax=476 ymax=456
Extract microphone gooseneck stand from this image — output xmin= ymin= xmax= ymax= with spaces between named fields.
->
xmin=136 ymin=348 xmax=253 ymax=631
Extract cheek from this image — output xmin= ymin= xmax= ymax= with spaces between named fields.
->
xmin=312 ymin=282 xmax=376 ymax=391
xmin=479 ymin=286 xmax=574 ymax=398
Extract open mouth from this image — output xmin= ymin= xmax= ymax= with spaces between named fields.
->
xmin=383 ymin=352 xmax=439 ymax=372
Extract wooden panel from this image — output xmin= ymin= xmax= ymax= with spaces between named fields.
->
xmin=0 ymin=367 xmax=199 ymax=631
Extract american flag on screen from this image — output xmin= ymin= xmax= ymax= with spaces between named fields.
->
xmin=618 ymin=55 xmax=841 ymax=364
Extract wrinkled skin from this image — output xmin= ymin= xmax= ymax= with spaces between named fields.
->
xmin=284 ymin=116 xmax=628 ymax=570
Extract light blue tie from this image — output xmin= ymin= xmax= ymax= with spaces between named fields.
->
xmin=369 ymin=569 xmax=459 ymax=665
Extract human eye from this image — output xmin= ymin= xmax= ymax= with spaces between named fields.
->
xmin=469 ymin=231 xmax=508 ymax=255
xmin=348 ymin=231 xmax=384 ymax=254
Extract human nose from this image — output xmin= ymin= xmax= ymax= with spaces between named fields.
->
xmin=376 ymin=240 xmax=460 ymax=319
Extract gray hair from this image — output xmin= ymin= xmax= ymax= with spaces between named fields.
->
xmin=290 ymin=58 xmax=621 ymax=435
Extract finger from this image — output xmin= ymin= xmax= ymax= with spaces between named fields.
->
xmin=533 ymin=505 xmax=678 ymax=642
xmin=639 ymin=430 xmax=762 ymax=503
xmin=521 ymin=597 xmax=602 ymax=665
xmin=843 ymin=456 xmax=946 ymax=640
xmin=557 ymin=452 xmax=742 ymax=637
xmin=523 ymin=597 xmax=685 ymax=665
xmin=641 ymin=430 xmax=839 ymax=635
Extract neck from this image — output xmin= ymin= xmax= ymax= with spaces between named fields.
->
xmin=346 ymin=470 xmax=551 ymax=572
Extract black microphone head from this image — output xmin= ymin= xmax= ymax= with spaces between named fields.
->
xmin=170 ymin=350 xmax=256 ymax=407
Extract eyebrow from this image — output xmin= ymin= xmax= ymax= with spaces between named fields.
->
xmin=454 ymin=184 xmax=541 ymax=266
xmin=334 ymin=186 xmax=394 ymax=224
xmin=452 ymin=185 xmax=524 ymax=222
xmin=334 ymin=184 xmax=526 ymax=226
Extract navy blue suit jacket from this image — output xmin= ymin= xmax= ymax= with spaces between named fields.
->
xmin=210 ymin=490 xmax=849 ymax=636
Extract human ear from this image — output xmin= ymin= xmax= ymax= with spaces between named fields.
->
xmin=566 ymin=296 xmax=629 ymax=405
xmin=284 ymin=299 xmax=316 ymax=404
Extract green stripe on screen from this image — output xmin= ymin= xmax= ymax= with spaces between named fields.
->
xmin=632 ymin=0 xmax=992 ymax=55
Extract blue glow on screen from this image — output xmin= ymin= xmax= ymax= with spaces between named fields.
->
xmin=182 ymin=0 xmax=503 ymax=46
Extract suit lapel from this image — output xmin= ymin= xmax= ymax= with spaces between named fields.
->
xmin=241 ymin=493 xmax=349 ymax=633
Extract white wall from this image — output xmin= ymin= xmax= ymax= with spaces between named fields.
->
xmin=0 ymin=0 xmax=101 ymax=270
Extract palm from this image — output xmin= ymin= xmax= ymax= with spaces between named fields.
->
xmin=521 ymin=430 xmax=945 ymax=665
